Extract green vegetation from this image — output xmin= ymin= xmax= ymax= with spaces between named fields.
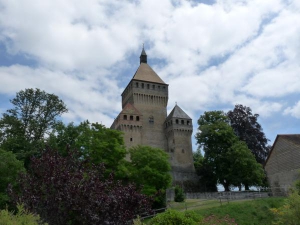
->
xmin=0 ymin=204 xmax=47 ymax=225
xmin=147 ymin=198 xmax=285 ymax=225
xmin=0 ymin=88 xmax=67 ymax=167
xmin=0 ymin=149 xmax=25 ymax=209
xmin=174 ymin=186 xmax=185 ymax=202
xmin=149 ymin=209 xmax=202 ymax=225
xmin=129 ymin=145 xmax=172 ymax=208
xmin=195 ymin=197 xmax=285 ymax=225
xmin=196 ymin=111 xmax=265 ymax=191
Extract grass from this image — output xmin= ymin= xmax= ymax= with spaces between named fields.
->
xmin=194 ymin=197 xmax=286 ymax=225
xmin=145 ymin=197 xmax=286 ymax=224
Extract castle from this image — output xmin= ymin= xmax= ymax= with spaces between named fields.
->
xmin=111 ymin=47 xmax=197 ymax=184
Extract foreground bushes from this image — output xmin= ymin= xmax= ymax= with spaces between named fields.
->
xmin=149 ymin=209 xmax=202 ymax=225
xmin=9 ymin=148 xmax=152 ymax=225
xmin=0 ymin=205 xmax=47 ymax=225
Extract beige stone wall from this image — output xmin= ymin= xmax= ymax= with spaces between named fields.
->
xmin=265 ymin=137 xmax=300 ymax=194
xmin=166 ymin=121 xmax=195 ymax=179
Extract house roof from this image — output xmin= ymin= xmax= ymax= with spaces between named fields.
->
xmin=120 ymin=102 xmax=141 ymax=115
xmin=265 ymin=134 xmax=300 ymax=166
xmin=132 ymin=63 xmax=166 ymax=84
xmin=167 ymin=104 xmax=191 ymax=120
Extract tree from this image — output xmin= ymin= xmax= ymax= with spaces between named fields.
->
xmin=47 ymin=121 xmax=128 ymax=177
xmin=227 ymin=104 xmax=270 ymax=164
xmin=193 ymin=149 xmax=217 ymax=192
xmin=0 ymin=149 xmax=25 ymax=209
xmin=196 ymin=111 xmax=264 ymax=191
xmin=9 ymin=148 xmax=152 ymax=225
xmin=0 ymin=88 xmax=67 ymax=164
xmin=128 ymin=146 xmax=172 ymax=207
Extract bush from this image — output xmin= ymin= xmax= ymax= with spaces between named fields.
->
xmin=174 ymin=185 xmax=185 ymax=202
xmin=271 ymin=190 xmax=300 ymax=225
xmin=9 ymin=148 xmax=152 ymax=225
xmin=149 ymin=209 xmax=202 ymax=225
xmin=0 ymin=204 xmax=47 ymax=225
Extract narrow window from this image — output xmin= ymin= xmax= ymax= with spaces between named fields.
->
xmin=123 ymin=115 xmax=127 ymax=120
xmin=152 ymin=85 xmax=155 ymax=89
xmin=187 ymin=120 xmax=190 ymax=125
xmin=130 ymin=115 xmax=133 ymax=120
xmin=149 ymin=116 xmax=154 ymax=124
xmin=176 ymin=119 xmax=179 ymax=124
xmin=142 ymin=83 xmax=144 ymax=88
xmin=181 ymin=120 xmax=184 ymax=125
xmin=147 ymin=84 xmax=150 ymax=89
xmin=158 ymin=86 xmax=160 ymax=90
xmin=136 ymin=82 xmax=139 ymax=88
xmin=136 ymin=116 xmax=140 ymax=121
xmin=130 ymin=138 xmax=133 ymax=142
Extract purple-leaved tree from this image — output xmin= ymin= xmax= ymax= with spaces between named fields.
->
xmin=9 ymin=148 xmax=152 ymax=225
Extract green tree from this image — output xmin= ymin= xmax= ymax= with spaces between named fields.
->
xmin=129 ymin=146 xmax=172 ymax=207
xmin=0 ymin=149 xmax=25 ymax=209
xmin=47 ymin=121 xmax=128 ymax=177
xmin=0 ymin=88 xmax=67 ymax=164
xmin=196 ymin=111 xmax=264 ymax=191
xmin=193 ymin=149 xmax=217 ymax=192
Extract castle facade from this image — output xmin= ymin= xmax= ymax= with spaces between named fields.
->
xmin=111 ymin=47 xmax=197 ymax=183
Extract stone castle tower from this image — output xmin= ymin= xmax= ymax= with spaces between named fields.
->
xmin=111 ymin=47 xmax=197 ymax=183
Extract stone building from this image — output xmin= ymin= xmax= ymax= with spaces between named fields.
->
xmin=265 ymin=134 xmax=300 ymax=195
xmin=111 ymin=47 xmax=197 ymax=184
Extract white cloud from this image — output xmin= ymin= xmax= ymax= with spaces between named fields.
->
xmin=284 ymin=101 xmax=300 ymax=119
xmin=0 ymin=0 xmax=299 ymax=142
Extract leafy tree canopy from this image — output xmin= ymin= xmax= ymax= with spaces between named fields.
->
xmin=47 ymin=121 xmax=127 ymax=176
xmin=0 ymin=149 xmax=25 ymax=209
xmin=227 ymin=104 xmax=270 ymax=164
xmin=196 ymin=111 xmax=265 ymax=191
xmin=128 ymin=146 xmax=172 ymax=207
xmin=0 ymin=88 xmax=67 ymax=163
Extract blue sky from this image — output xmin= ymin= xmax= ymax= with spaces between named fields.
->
xmin=0 ymin=0 xmax=300 ymax=149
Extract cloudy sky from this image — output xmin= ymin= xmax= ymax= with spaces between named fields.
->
xmin=0 ymin=0 xmax=299 ymax=148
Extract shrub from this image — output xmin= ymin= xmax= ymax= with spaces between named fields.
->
xmin=9 ymin=148 xmax=152 ymax=225
xmin=149 ymin=209 xmax=202 ymax=225
xmin=271 ymin=190 xmax=300 ymax=225
xmin=174 ymin=185 xmax=185 ymax=202
xmin=0 ymin=204 xmax=47 ymax=225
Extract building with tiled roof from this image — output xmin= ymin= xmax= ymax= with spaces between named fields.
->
xmin=111 ymin=47 xmax=197 ymax=185
xmin=265 ymin=134 xmax=300 ymax=195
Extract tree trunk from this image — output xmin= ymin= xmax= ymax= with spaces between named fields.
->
xmin=245 ymin=183 xmax=249 ymax=190
xmin=223 ymin=183 xmax=230 ymax=192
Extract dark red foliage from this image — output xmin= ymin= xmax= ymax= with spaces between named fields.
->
xmin=8 ymin=148 xmax=152 ymax=225
xmin=227 ymin=104 xmax=271 ymax=164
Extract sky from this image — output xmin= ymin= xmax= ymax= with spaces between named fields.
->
xmin=0 ymin=0 xmax=299 ymax=149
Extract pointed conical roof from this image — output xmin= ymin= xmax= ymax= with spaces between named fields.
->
xmin=167 ymin=104 xmax=191 ymax=120
xmin=140 ymin=46 xmax=147 ymax=64
xmin=132 ymin=63 xmax=166 ymax=84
